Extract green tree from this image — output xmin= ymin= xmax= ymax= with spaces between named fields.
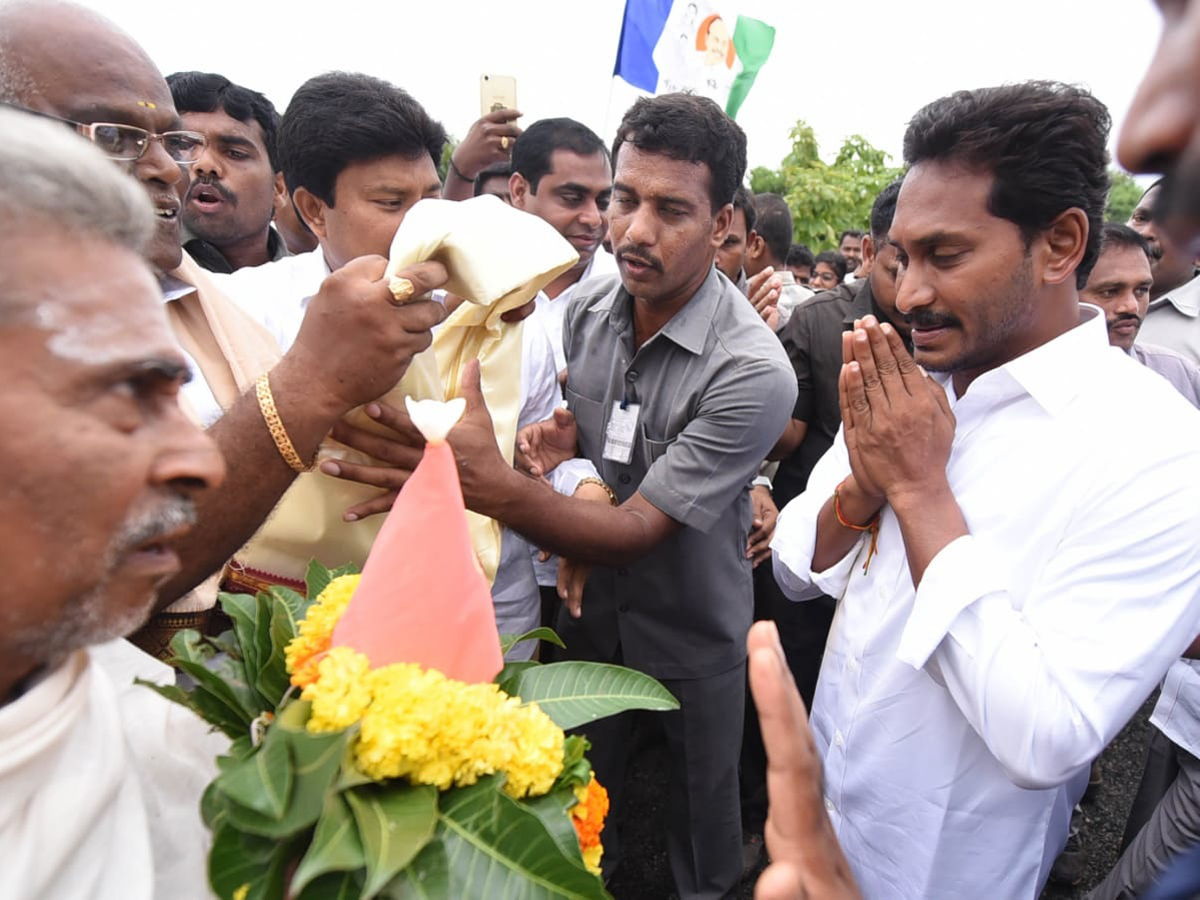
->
xmin=439 ymin=138 xmax=459 ymax=183
xmin=750 ymin=121 xmax=902 ymax=251
xmin=1105 ymin=171 xmax=1142 ymax=223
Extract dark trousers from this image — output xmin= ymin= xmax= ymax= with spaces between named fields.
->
xmin=1124 ymin=729 xmax=1184 ymax=850
xmin=739 ymin=559 xmax=834 ymax=833
xmin=559 ymin=625 xmax=746 ymax=900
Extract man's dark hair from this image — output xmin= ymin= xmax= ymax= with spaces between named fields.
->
xmin=732 ymin=185 xmax=756 ymax=233
xmin=473 ymin=161 xmax=511 ymax=197
xmin=815 ymin=250 xmax=848 ymax=282
xmin=511 ymin=118 xmax=607 ymax=193
xmin=752 ymin=193 xmax=793 ymax=264
xmin=277 ymin=72 xmax=446 ymax=206
xmin=869 ymin=179 xmax=903 ymax=243
xmin=903 ymin=81 xmax=1111 ymax=289
xmin=1097 ymin=221 xmax=1154 ymax=265
xmin=839 ymin=228 xmax=865 ymax=244
xmin=167 ymin=71 xmax=282 ymax=171
xmin=786 ymin=243 xmax=814 ymax=270
xmin=612 ymin=93 xmax=746 ymax=211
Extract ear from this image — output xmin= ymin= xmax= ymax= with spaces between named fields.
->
xmin=1040 ymin=208 xmax=1089 ymax=287
xmin=271 ymin=172 xmax=288 ymax=220
xmin=292 ymin=186 xmax=329 ymax=241
xmin=711 ymin=202 xmax=733 ymax=249
xmin=509 ymin=172 xmax=531 ymax=209
xmin=860 ymin=234 xmax=876 ymax=275
xmin=746 ymin=230 xmax=764 ymax=260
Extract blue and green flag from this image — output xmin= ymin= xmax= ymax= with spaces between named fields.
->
xmin=613 ymin=0 xmax=776 ymax=119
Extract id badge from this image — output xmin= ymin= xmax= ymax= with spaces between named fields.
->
xmin=603 ymin=401 xmax=640 ymax=464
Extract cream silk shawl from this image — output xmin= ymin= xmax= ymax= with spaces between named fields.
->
xmin=174 ymin=198 xmax=577 ymax=587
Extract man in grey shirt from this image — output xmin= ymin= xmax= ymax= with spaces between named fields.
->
xmin=382 ymin=93 xmax=796 ymax=899
xmin=1129 ymin=181 xmax=1200 ymax=365
xmin=1081 ymin=223 xmax=1200 ymax=405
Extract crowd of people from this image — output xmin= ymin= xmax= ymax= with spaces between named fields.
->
xmin=3 ymin=0 xmax=1200 ymax=898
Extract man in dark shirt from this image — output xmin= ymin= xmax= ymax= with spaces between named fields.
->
xmin=167 ymin=71 xmax=289 ymax=273
xmin=774 ymin=179 xmax=910 ymax=511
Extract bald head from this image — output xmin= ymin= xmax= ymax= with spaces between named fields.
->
xmin=0 ymin=0 xmax=188 ymax=273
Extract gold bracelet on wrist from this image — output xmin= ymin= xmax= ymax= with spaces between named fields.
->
xmin=576 ymin=477 xmax=618 ymax=506
xmin=255 ymin=373 xmax=312 ymax=473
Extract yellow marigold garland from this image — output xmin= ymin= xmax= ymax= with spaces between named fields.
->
xmin=291 ymin=577 xmax=565 ymax=799
xmin=285 ymin=574 xmax=359 ymax=688
xmin=571 ymin=774 xmax=608 ymax=875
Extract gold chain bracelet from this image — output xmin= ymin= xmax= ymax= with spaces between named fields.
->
xmin=255 ymin=373 xmax=312 ymax=473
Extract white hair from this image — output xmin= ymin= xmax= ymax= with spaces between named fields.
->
xmin=0 ymin=106 xmax=154 ymax=253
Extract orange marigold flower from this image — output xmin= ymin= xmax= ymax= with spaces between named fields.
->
xmin=285 ymin=574 xmax=360 ymax=688
xmin=571 ymin=774 xmax=609 ymax=874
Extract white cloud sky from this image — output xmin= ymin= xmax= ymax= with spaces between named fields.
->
xmin=84 ymin=0 xmax=1163 ymax=173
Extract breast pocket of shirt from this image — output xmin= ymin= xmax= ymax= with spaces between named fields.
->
xmin=564 ymin=386 xmax=605 ymax=459
xmin=640 ymin=431 xmax=675 ymax=465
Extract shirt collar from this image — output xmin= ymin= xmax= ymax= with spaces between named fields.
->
xmin=950 ymin=304 xmax=1109 ymax=416
xmin=158 ymin=273 xmax=194 ymax=303
xmin=591 ymin=267 xmax=720 ymax=356
xmin=1152 ymin=273 xmax=1200 ymax=318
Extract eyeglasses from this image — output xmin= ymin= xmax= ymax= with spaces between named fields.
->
xmin=0 ymin=101 xmax=207 ymax=164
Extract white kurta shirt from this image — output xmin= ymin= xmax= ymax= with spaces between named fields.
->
xmin=772 ymin=309 xmax=1200 ymax=900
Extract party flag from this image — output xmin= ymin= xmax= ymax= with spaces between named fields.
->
xmin=613 ymin=0 xmax=776 ymax=119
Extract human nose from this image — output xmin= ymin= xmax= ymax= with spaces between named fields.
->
xmin=150 ymin=405 xmax=227 ymax=494
xmin=621 ymin=204 xmax=655 ymax=248
xmin=578 ymin=198 xmax=603 ymax=230
xmin=133 ymin=135 xmax=184 ymax=187
xmin=1118 ymin=21 xmax=1200 ymax=174
xmin=191 ymin=139 xmax=221 ymax=179
xmin=1112 ymin=288 xmax=1140 ymax=317
xmin=893 ymin=261 xmax=930 ymax=315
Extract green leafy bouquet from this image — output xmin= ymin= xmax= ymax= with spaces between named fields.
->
xmin=147 ymin=561 xmax=677 ymax=900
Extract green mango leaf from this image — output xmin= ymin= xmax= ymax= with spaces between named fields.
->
xmin=220 ymin=592 xmax=266 ymax=689
xmin=524 ymin=785 xmax=588 ymax=862
xmin=269 ymin=583 xmax=309 ymax=622
xmin=162 ymin=631 xmax=257 ymax=737
xmin=201 ymin=780 xmax=229 ymax=832
xmin=384 ymin=838 xmax=449 ymax=899
xmin=290 ymin=793 xmax=367 ymax=895
xmin=208 ymin=823 xmax=295 ymax=900
xmin=552 ymin=735 xmax=592 ymax=793
xmin=305 ymin=559 xmax=361 ymax=608
xmin=257 ymin=593 xmax=300 ymax=707
xmin=295 ymin=871 xmax=365 ymax=900
xmin=346 ymin=784 xmax=439 ymax=899
xmin=436 ymin=777 xmax=607 ymax=899
xmin=305 ymin=559 xmax=336 ymax=605
xmin=212 ymin=723 xmax=293 ymax=820
xmin=501 ymin=662 xmax=679 ymax=729
xmin=499 ymin=627 xmax=565 ymax=656
xmin=219 ymin=721 xmax=350 ymax=838
xmin=252 ymin=592 xmax=275 ymax=694
xmin=494 ymin=661 xmax=539 ymax=697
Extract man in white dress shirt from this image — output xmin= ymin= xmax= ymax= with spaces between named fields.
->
xmin=767 ymin=81 xmax=1200 ymax=899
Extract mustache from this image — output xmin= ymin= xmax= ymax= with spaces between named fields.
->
xmin=186 ymin=175 xmax=236 ymax=204
xmin=616 ymin=245 xmax=663 ymax=272
xmin=906 ymin=310 xmax=962 ymax=330
xmin=110 ymin=495 xmax=198 ymax=558
xmin=1110 ymin=313 xmax=1142 ymax=326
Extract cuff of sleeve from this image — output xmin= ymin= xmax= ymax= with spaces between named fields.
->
xmin=548 ymin=458 xmax=599 ymax=497
xmin=896 ymin=534 xmax=1004 ymax=670
xmin=770 ymin=498 xmax=864 ymax=601
xmin=752 ymin=475 xmax=773 ymax=489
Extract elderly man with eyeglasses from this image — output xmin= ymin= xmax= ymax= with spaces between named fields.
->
xmin=0 ymin=0 xmax=452 ymax=654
